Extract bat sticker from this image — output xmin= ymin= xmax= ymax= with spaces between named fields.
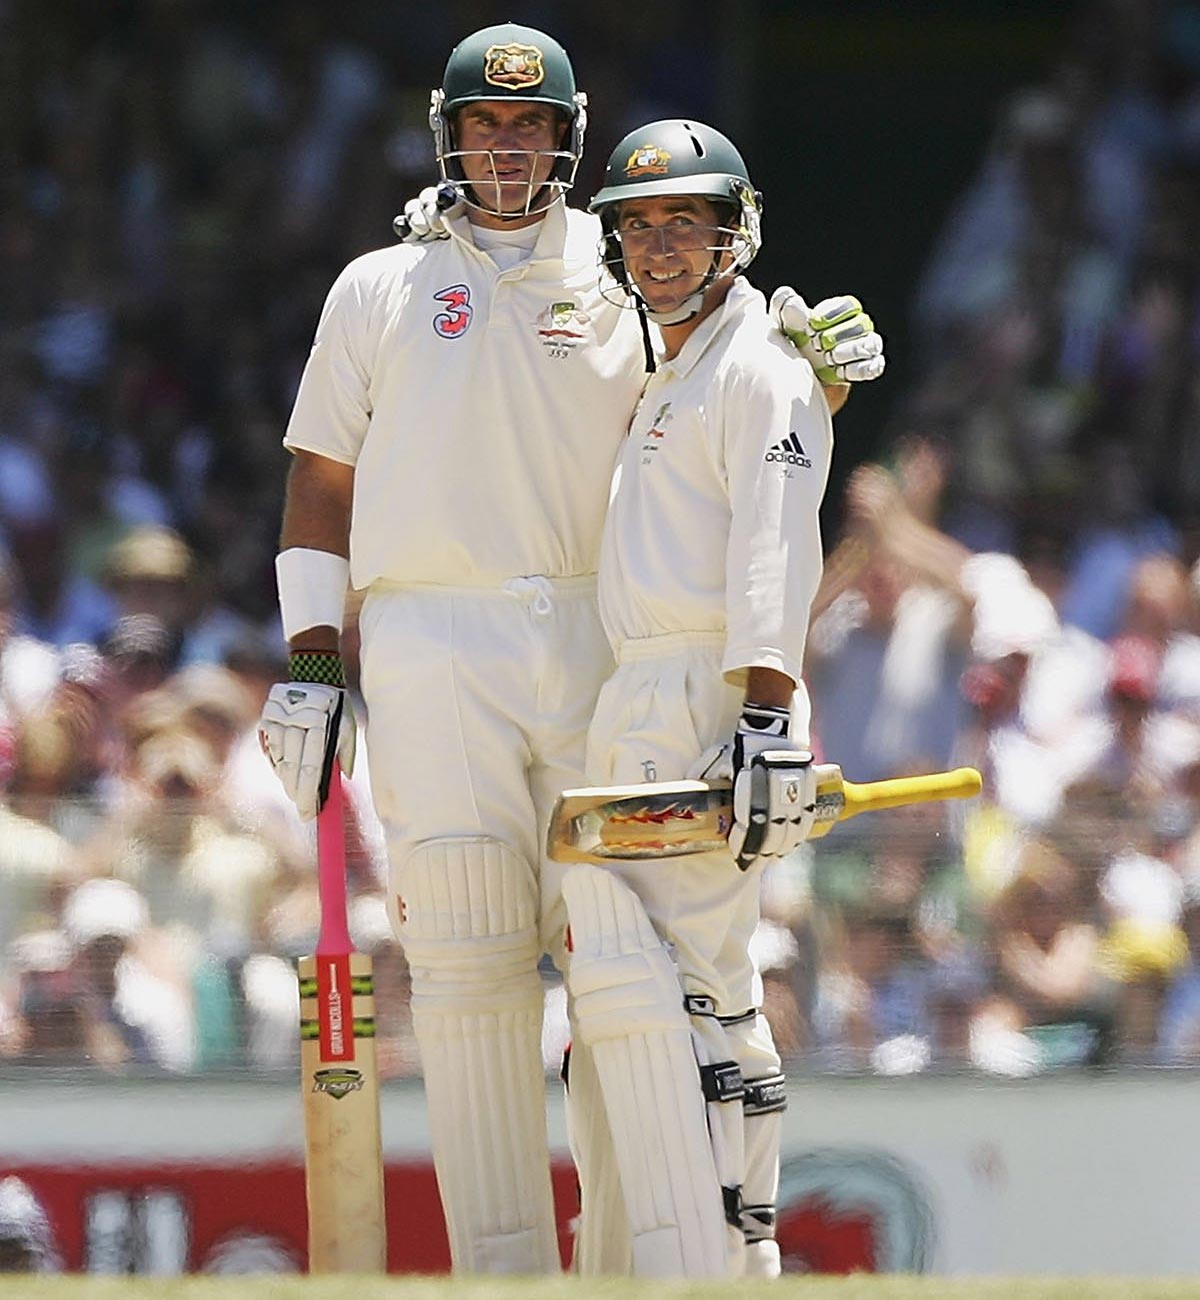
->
xmin=312 ymin=1067 xmax=366 ymax=1100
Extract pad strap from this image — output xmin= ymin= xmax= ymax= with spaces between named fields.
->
xmin=743 ymin=1072 xmax=787 ymax=1116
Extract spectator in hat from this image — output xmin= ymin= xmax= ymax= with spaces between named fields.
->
xmin=97 ymin=526 xmax=197 ymax=670
xmin=0 ymin=723 xmax=79 ymax=955
xmin=85 ymin=727 xmax=283 ymax=955
xmin=0 ymin=1177 xmax=60 ymax=1273
xmin=99 ymin=614 xmax=177 ymax=714
xmin=167 ymin=662 xmax=311 ymax=870
xmin=61 ymin=876 xmax=194 ymax=1073
xmin=0 ymin=930 xmax=83 ymax=1065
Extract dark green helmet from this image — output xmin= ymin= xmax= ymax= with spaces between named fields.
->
xmin=430 ymin=23 xmax=588 ymax=213
xmin=440 ymin=23 xmax=579 ymax=115
xmin=590 ymin=120 xmax=763 ymax=322
xmin=591 ymin=119 xmax=757 ymax=213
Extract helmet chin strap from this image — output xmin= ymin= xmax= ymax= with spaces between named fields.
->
xmin=638 ymin=254 xmax=726 ymax=325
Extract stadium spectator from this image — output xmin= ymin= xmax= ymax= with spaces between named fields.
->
xmin=806 ymin=454 xmax=974 ymax=782
xmin=0 ymin=1176 xmax=60 ymax=1272
xmin=1156 ymin=874 xmax=1200 ymax=1062
xmin=973 ymin=838 xmax=1114 ymax=1072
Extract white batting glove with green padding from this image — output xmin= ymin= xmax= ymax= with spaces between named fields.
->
xmin=771 ymin=289 xmax=886 ymax=384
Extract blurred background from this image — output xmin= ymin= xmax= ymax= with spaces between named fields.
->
xmin=4 ymin=0 xmax=1200 ymax=1266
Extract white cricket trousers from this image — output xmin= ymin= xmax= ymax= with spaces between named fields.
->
xmin=581 ymin=634 xmax=769 ymax=1012
xmin=357 ymin=576 xmax=613 ymax=1274
xmin=359 ymin=576 xmax=611 ymax=887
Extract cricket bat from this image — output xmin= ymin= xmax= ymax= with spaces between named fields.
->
xmin=299 ymin=762 xmax=387 ymax=1272
xmin=547 ymin=764 xmax=982 ymax=863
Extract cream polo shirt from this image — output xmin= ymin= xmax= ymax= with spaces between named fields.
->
xmin=283 ymin=204 xmax=647 ymax=588
xmin=598 ymin=277 xmax=834 ymax=685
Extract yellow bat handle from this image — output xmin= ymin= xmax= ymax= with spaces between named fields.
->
xmin=840 ymin=766 xmax=982 ymax=821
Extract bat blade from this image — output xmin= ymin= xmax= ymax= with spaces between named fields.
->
xmin=547 ymin=765 xmax=982 ymax=863
xmin=301 ymin=765 xmax=386 ymax=1273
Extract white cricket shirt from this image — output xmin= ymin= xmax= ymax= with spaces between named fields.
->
xmin=598 ymin=277 xmax=834 ymax=685
xmin=284 ymin=204 xmax=647 ymax=587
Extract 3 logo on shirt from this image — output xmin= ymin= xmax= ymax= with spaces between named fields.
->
xmin=765 ymin=432 xmax=811 ymax=469
xmin=433 ymin=284 xmax=473 ymax=338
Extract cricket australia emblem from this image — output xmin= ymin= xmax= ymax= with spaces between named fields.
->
xmin=484 ymin=43 xmax=545 ymax=89
xmin=312 ymin=1067 xmax=366 ymax=1100
xmin=535 ymin=300 xmax=590 ymax=358
xmin=625 ymin=145 xmax=671 ymax=178
xmin=641 ymin=401 xmax=673 ymax=459
xmin=433 ymin=284 xmax=473 ymax=338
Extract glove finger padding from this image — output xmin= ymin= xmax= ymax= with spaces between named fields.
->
xmin=730 ymin=750 xmax=817 ymax=871
xmin=769 ymin=288 xmax=886 ymax=385
xmin=258 ymin=681 xmax=356 ymax=821
xmin=394 ymin=183 xmax=458 ymax=244
xmin=807 ymin=295 xmax=866 ymax=332
xmin=767 ymin=285 xmax=812 ymax=342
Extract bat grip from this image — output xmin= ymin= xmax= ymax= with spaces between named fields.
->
xmin=316 ymin=760 xmax=352 ymax=956
xmin=842 ymin=766 xmax=982 ymax=818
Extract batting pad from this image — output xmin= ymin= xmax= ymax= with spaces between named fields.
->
xmin=562 ymin=866 xmax=732 ymax=1278
xmin=562 ymin=1036 xmax=632 ymax=1276
xmin=397 ymin=837 xmax=559 ymax=1274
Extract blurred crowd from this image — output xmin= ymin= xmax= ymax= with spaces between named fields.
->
xmin=3 ymin=0 xmax=1200 ymax=1082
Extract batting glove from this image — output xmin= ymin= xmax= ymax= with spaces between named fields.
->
xmin=727 ymin=704 xmax=818 ymax=871
xmin=258 ymin=665 xmax=356 ymax=821
xmin=771 ymin=289 xmax=886 ymax=384
xmin=393 ymin=183 xmax=459 ymax=244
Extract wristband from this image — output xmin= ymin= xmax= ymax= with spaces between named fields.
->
xmin=289 ymin=651 xmax=346 ymax=687
xmin=740 ymin=703 xmax=790 ymax=738
xmin=275 ymin=547 xmax=350 ymax=642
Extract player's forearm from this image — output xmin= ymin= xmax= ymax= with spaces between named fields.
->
xmin=745 ymin=666 xmax=796 ymax=708
xmin=821 ymin=382 xmax=850 ymax=417
xmin=279 ymin=450 xmax=355 ymax=651
xmin=281 ymin=450 xmax=355 ymax=555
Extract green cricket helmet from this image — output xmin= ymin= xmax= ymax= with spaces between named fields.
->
xmin=589 ymin=119 xmax=762 ymax=323
xmin=430 ymin=23 xmax=588 ymax=216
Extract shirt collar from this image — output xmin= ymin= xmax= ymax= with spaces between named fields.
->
xmin=448 ymin=201 xmax=569 ymax=269
xmin=657 ymin=276 xmax=757 ymax=379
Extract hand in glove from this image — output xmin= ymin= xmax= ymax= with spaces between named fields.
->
xmin=726 ymin=703 xmax=818 ymax=871
xmin=257 ymin=655 xmax=356 ymax=821
xmin=771 ymin=289 xmax=886 ymax=384
xmin=393 ymin=183 xmax=460 ymax=244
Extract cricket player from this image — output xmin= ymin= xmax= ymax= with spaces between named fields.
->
xmin=561 ymin=119 xmax=841 ymax=1278
xmin=257 ymin=22 xmax=883 ymax=1276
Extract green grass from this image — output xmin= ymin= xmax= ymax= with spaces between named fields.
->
xmin=4 ymin=1279 xmax=1200 ymax=1300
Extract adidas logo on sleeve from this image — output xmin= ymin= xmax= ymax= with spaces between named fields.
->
xmin=764 ymin=432 xmax=811 ymax=468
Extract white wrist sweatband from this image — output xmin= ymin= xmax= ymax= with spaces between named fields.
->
xmin=275 ymin=548 xmax=350 ymax=642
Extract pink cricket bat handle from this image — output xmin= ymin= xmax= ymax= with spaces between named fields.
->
xmin=315 ymin=760 xmax=352 ymax=957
